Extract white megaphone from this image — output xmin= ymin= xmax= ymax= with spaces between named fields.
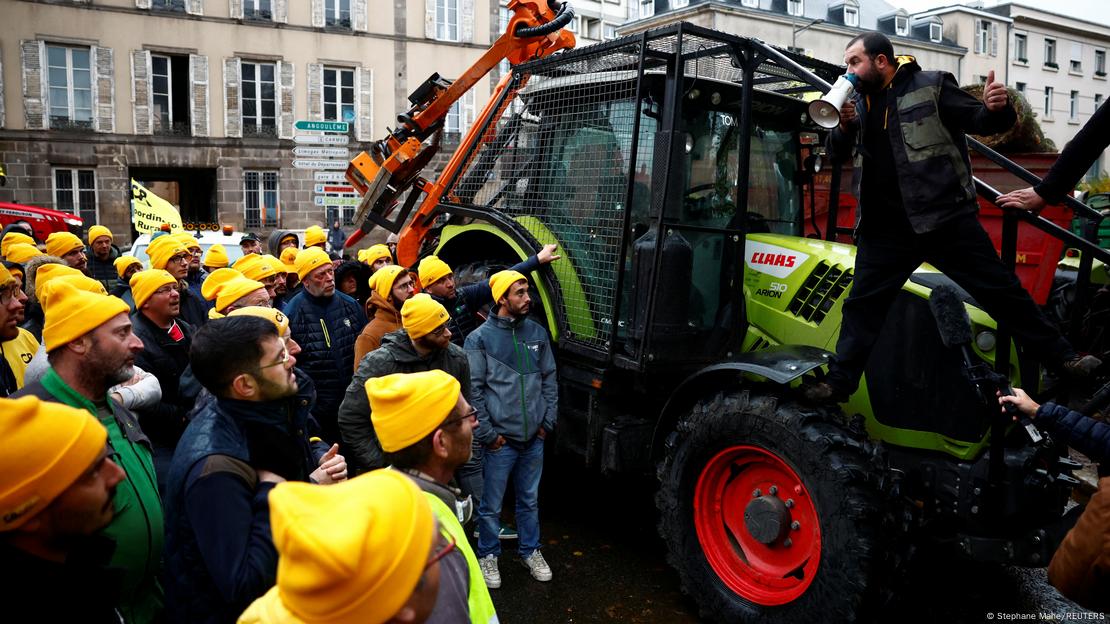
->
xmin=808 ymin=74 xmax=860 ymax=129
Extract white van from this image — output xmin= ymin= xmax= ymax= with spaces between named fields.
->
xmin=128 ymin=229 xmax=249 ymax=268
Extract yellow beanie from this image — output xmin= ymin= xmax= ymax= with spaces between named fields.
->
xmin=204 ymin=244 xmax=230 ymax=269
xmin=263 ymin=254 xmax=288 ymax=276
xmin=33 ymin=264 xmax=84 ymax=301
xmin=202 ymin=268 xmax=265 ymax=313
xmin=41 ymin=281 xmax=130 ymax=352
xmin=489 ymin=269 xmax=527 ymax=303
xmin=1 ymin=232 xmax=36 ymax=258
xmin=359 ymin=244 xmax=392 ymax=266
xmin=367 ymin=370 xmax=461 ymax=452
xmin=174 ymin=233 xmax=200 ymax=250
xmin=367 ymin=265 xmax=405 ymax=294
xmin=237 ymin=470 xmax=434 ymax=624
xmin=147 ymin=235 xmax=187 ymax=270
xmin=280 ymin=247 xmax=300 ymax=273
xmin=417 ymin=255 xmax=452 ymax=287
xmin=228 ymin=306 xmax=290 ymax=336
xmin=236 ymin=254 xmax=278 ymax=282
xmin=0 ymin=265 xmax=12 ymax=289
xmin=0 ymin=396 xmax=108 ymax=531
xmin=45 ymin=232 xmax=84 ymax=258
xmin=399 ymin=293 xmax=448 ymax=340
xmin=130 ymin=269 xmax=177 ymax=309
xmin=87 ymin=225 xmax=113 ymax=245
xmin=40 ymin=275 xmax=107 ymax=306
xmin=304 ymin=225 xmax=327 ymax=248
xmin=295 ymin=247 xmax=331 ymax=280
xmin=5 ymin=243 xmax=43 ymax=265
xmin=114 ymin=255 xmax=143 ymax=280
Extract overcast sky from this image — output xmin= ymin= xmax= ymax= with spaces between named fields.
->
xmin=884 ymin=0 xmax=1110 ymax=25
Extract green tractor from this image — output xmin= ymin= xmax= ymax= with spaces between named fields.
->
xmin=392 ymin=23 xmax=1109 ymax=622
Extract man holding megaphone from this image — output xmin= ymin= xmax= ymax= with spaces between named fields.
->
xmin=805 ymin=32 xmax=1100 ymax=403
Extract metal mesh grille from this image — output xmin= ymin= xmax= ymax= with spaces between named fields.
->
xmin=788 ymin=261 xmax=853 ymax=324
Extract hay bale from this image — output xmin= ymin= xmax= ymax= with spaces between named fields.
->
xmin=962 ymin=83 xmax=1056 ymax=153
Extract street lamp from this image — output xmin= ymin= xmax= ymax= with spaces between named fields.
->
xmin=792 ymin=17 xmax=824 ymax=52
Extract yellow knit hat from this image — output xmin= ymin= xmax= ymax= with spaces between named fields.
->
xmin=0 ymin=396 xmax=108 ymax=531
xmin=87 ymin=225 xmax=113 ymax=245
xmin=40 ymin=274 xmax=107 ymax=305
xmin=202 ymin=268 xmax=265 ymax=313
xmin=304 ymin=225 xmax=327 ymax=248
xmin=399 ymin=293 xmax=449 ymax=340
xmin=1 ymin=232 xmax=36 ymax=258
xmin=4 ymin=243 xmax=43 ymax=265
xmin=489 ymin=269 xmax=528 ymax=303
xmin=228 ymin=306 xmax=290 ymax=336
xmin=0 ymin=264 xmax=13 ymax=289
xmin=130 ymin=269 xmax=177 ymax=309
xmin=33 ymin=264 xmax=85 ymax=301
xmin=174 ymin=233 xmax=200 ymax=250
xmin=263 ymin=254 xmax=288 ymax=276
xmin=41 ymin=281 xmax=130 ymax=352
xmin=295 ymin=246 xmax=331 ymax=280
xmin=203 ymin=244 xmax=230 ymax=269
xmin=367 ymin=370 xmax=461 ymax=452
xmin=359 ymin=244 xmax=392 ymax=266
xmin=367 ymin=265 xmax=404 ymax=294
xmin=114 ymin=255 xmax=143 ymax=280
xmin=417 ymin=255 xmax=452 ymax=287
xmin=237 ymin=470 xmax=435 ymax=624
xmin=236 ymin=254 xmax=278 ymax=282
xmin=45 ymin=232 xmax=84 ymax=258
xmin=280 ymin=247 xmax=299 ymax=273
xmin=147 ymin=235 xmax=187 ymax=270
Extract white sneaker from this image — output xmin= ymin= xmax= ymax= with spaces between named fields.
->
xmin=521 ymin=550 xmax=552 ymax=582
xmin=479 ymin=554 xmax=501 ymax=589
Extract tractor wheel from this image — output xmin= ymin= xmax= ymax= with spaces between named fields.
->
xmin=656 ymin=390 xmax=887 ymax=623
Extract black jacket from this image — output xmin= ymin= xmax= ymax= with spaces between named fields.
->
xmin=87 ymin=245 xmax=121 ymax=292
xmin=1037 ymin=402 xmax=1110 ymax=465
xmin=1036 ymin=99 xmax=1110 ymax=203
xmin=131 ymin=311 xmax=193 ymax=449
xmin=0 ymin=537 xmax=124 ymax=623
xmin=828 ymin=57 xmax=1016 ymax=234
xmin=338 ymin=329 xmax=471 ymax=474
xmin=177 ymin=283 xmax=209 ymax=328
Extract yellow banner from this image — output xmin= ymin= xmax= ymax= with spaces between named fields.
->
xmin=131 ymin=178 xmax=183 ymax=234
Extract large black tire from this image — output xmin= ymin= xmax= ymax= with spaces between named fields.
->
xmin=656 ymin=390 xmax=888 ymax=623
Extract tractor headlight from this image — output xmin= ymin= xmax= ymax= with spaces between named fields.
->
xmin=975 ymin=330 xmax=996 ymax=352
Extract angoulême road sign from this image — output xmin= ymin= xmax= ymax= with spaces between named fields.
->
xmin=294 ymin=120 xmax=349 ymax=132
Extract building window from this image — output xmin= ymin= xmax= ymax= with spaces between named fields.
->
xmin=639 ymin=0 xmax=654 ymax=18
xmin=241 ymin=61 xmax=277 ymax=137
xmin=1014 ymin=33 xmax=1028 ymax=62
xmin=673 ymin=0 xmax=689 ymax=8
xmin=1015 ymin=81 xmax=1026 ymax=95
xmin=1044 ymin=86 xmax=1053 ymax=117
xmin=1097 ymin=50 xmax=1107 ymax=76
xmin=895 ymin=15 xmax=908 ymax=36
xmin=152 ymin=55 xmax=191 ymax=135
xmin=325 ymin=0 xmax=351 ymax=27
xmin=844 ymin=7 xmax=859 ymax=27
xmin=1044 ymin=38 xmax=1057 ymax=67
xmin=151 ymin=0 xmax=185 ymax=11
xmin=323 ymin=67 xmax=355 ymax=123
xmin=929 ymin=23 xmax=942 ymax=43
xmin=583 ymin=17 xmax=601 ymax=40
xmin=1070 ymin=90 xmax=1079 ymax=120
xmin=435 ymin=0 xmax=459 ymax=41
xmin=244 ymin=0 xmax=272 ymax=19
xmin=1096 ymin=93 xmax=1104 ymax=110
xmin=602 ymin=23 xmax=618 ymax=40
xmin=54 ymin=168 xmax=97 ymax=224
xmin=741 ymin=0 xmax=758 ymax=6
xmin=46 ymin=45 xmax=93 ymax=129
xmin=975 ymin=20 xmax=989 ymax=55
xmin=787 ymin=0 xmax=803 ymax=17
xmin=244 ymin=171 xmax=279 ymax=229
xmin=445 ymin=90 xmax=474 ymax=137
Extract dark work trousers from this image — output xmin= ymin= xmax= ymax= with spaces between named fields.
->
xmin=827 ymin=213 xmax=1075 ymax=393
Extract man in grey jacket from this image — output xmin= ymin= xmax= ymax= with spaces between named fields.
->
xmin=337 ymin=293 xmax=470 ymax=475
xmin=465 ymin=270 xmax=557 ymax=589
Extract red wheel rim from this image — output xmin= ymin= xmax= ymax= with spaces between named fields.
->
xmin=693 ymin=445 xmax=821 ymax=606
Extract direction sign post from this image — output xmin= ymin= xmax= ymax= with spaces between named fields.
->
xmin=294 ymin=120 xmax=349 ymax=133
xmin=293 ymin=159 xmax=348 ymax=170
xmin=293 ymin=146 xmax=350 ymax=159
xmin=314 ymin=196 xmax=362 ymax=207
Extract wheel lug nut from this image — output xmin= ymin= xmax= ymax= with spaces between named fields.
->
xmin=794 ymin=485 xmax=803 ymax=495
xmin=785 ymin=499 xmax=794 ymax=508
xmin=783 ymin=538 xmax=793 ymax=547
xmin=791 ymin=521 xmax=800 ymax=531
xmin=752 ymin=488 xmax=761 ymax=498
xmin=768 ymin=486 xmax=778 ymax=495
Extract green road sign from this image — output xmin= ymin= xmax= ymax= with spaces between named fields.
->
xmin=294 ymin=120 xmax=349 ymax=132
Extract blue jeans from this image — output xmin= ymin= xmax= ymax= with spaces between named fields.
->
xmin=477 ymin=436 xmax=544 ymax=558
xmin=454 ymin=440 xmax=485 ymax=507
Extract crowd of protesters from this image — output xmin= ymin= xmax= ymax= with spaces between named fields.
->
xmin=0 ymin=220 xmax=560 ymax=623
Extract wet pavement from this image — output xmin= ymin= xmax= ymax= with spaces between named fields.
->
xmin=485 ymin=453 xmax=1107 ymax=624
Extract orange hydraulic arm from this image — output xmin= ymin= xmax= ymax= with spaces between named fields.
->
xmin=344 ymin=0 xmax=575 ymax=266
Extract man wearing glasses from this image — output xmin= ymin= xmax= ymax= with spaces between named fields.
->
xmin=338 ymin=293 xmax=470 ymax=476
xmin=369 ymin=370 xmax=498 ymax=624
xmin=0 ymin=264 xmax=38 ymax=396
xmin=164 ymin=315 xmax=347 ymax=624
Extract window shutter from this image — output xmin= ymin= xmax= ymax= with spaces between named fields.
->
xmin=461 ymin=0 xmax=475 ymax=43
xmin=186 ymin=0 xmax=203 ymax=15
xmin=353 ymin=0 xmax=368 ymax=32
xmin=990 ymin=23 xmax=998 ymax=57
xmin=462 ymin=90 xmax=475 ymax=134
xmin=131 ymin=49 xmax=153 ymax=135
xmin=273 ymin=0 xmax=288 ymax=23
xmin=307 ymin=63 xmax=323 ymax=120
xmin=974 ymin=20 xmax=982 ymax=54
xmin=135 ymin=0 xmax=152 ymax=8
xmin=425 ymin=0 xmax=437 ymax=39
xmin=356 ymin=66 xmax=373 ymax=141
xmin=190 ymin=54 xmax=210 ymax=137
xmin=278 ymin=60 xmax=295 ymax=139
xmin=20 ymin=39 xmax=47 ymax=130
xmin=311 ymin=0 xmax=325 ymax=28
xmin=229 ymin=0 xmax=243 ymax=19
xmin=91 ymin=46 xmax=115 ymax=134
xmin=224 ymin=57 xmax=242 ymax=138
